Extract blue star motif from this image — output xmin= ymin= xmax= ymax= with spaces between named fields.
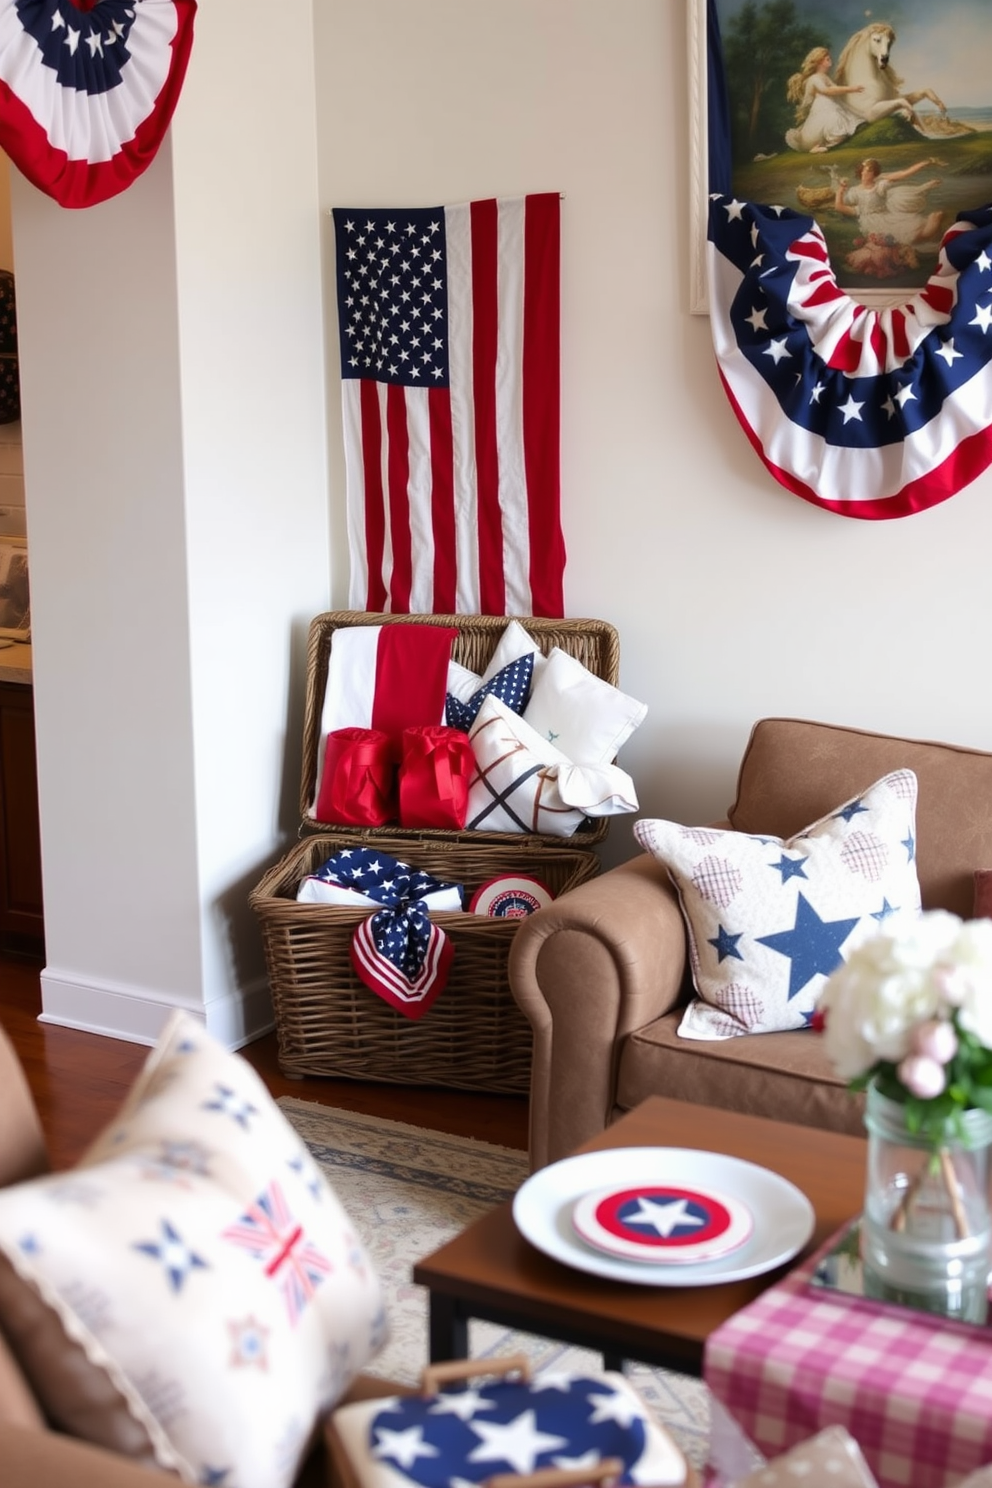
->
xmin=756 ymin=892 xmax=860 ymax=999
xmin=872 ymin=898 xmax=898 ymax=923
xmin=707 ymin=924 xmax=744 ymax=963
xmin=834 ymin=799 xmax=868 ymax=823
xmin=771 ymin=853 xmax=808 ymax=884
xmin=133 ymin=1220 xmax=209 ymax=1292
xmin=903 ymin=829 xmax=916 ymax=862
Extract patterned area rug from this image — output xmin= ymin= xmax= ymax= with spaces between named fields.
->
xmin=278 ymin=1097 xmax=715 ymax=1473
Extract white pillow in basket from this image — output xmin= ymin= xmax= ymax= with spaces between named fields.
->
xmin=0 ymin=1010 xmax=386 ymax=1488
xmin=446 ymin=618 xmax=546 ymax=703
xmin=523 ymin=647 xmax=647 ymax=765
xmin=467 ymin=695 xmax=639 ymax=835
xmin=634 ymin=769 xmax=922 ymax=1040
xmin=467 ymin=695 xmax=586 ymax=837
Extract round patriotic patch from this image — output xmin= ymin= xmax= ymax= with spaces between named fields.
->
xmin=571 ymin=1183 xmax=753 ymax=1264
xmin=469 ymin=874 xmax=554 ymax=918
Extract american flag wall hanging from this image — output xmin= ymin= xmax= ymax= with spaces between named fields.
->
xmin=332 ymin=193 xmax=565 ymax=615
xmin=0 ymin=0 xmax=196 ymax=209
xmin=704 ymin=0 xmax=992 ymax=519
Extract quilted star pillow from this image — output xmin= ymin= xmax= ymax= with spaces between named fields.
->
xmin=0 ymin=1011 xmax=386 ymax=1488
xmin=634 ymin=770 xmax=921 ymax=1040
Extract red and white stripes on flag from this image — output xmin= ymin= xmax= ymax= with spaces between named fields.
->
xmin=332 ymin=194 xmax=565 ymax=616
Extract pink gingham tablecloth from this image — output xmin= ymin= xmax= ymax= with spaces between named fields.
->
xmin=703 ymin=1234 xmax=992 ymax=1488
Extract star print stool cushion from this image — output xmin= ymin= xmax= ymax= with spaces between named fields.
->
xmin=634 ymin=769 xmax=921 ymax=1040
xmin=328 ymin=1357 xmax=692 ymax=1488
xmin=0 ymin=1010 xmax=386 ymax=1488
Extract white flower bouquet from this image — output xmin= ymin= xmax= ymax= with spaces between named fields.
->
xmin=816 ymin=910 xmax=992 ymax=1144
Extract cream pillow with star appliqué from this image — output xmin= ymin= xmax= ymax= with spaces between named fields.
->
xmin=0 ymin=1009 xmax=386 ymax=1488
xmin=634 ymin=769 xmax=921 ymax=1039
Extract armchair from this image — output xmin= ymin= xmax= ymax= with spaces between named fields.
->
xmin=509 ymin=717 xmax=992 ymax=1170
xmin=0 ymin=1019 xmax=406 ymax=1488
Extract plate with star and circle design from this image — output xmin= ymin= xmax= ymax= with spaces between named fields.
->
xmin=512 ymin=1147 xmax=815 ymax=1286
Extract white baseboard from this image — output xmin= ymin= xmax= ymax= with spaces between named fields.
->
xmin=38 ymin=967 xmax=275 ymax=1050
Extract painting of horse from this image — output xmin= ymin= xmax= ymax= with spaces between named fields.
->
xmin=834 ymin=23 xmax=963 ymax=135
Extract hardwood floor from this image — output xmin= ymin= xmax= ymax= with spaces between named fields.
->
xmin=0 ymin=953 xmax=529 ymax=1169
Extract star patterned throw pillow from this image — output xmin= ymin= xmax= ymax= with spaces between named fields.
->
xmin=445 ymin=652 xmax=535 ymax=731
xmin=634 ymin=770 xmax=921 ymax=1040
xmin=0 ymin=1011 xmax=386 ymax=1488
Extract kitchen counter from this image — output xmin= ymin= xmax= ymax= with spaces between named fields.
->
xmin=0 ymin=642 xmax=31 ymax=685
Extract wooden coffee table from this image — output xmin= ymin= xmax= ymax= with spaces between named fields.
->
xmin=412 ymin=1095 xmax=866 ymax=1376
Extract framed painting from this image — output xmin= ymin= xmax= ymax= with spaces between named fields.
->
xmin=689 ymin=0 xmax=992 ymax=314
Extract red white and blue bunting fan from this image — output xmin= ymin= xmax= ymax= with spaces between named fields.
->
xmin=0 ymin=0 xmax=196 ymax=209
xmin=705 ymin=0 xmax=992 ymax=519
xmin=708 ymin=198 xmax=992 ymax=518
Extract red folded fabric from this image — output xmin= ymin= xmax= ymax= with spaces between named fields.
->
xmin=398 ymin=726 xmax=475 ymax=830
xmin=314 ymin=728 xmax=397 ymax=826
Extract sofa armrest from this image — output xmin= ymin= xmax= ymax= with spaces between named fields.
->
xmin=508 ymin=853 xmax=688 ymax=1169
xmin=0 ymin=1424 xmax=174 ymax=1487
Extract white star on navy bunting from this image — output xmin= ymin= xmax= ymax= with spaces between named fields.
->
xmin=445 ymin=653 xmax=535 ymax=731
xmin=334 ymin=211 xmax=449 ymax=387
xmin=756 ymin=891 xmax=860 ymax=999
xmin=0 ymin=0 xmax=197 ymax=208
xmin=368 ymin=1376 xmax=648 ymax=1488
xmin=707 ymin=191 xmax=992 ymax=517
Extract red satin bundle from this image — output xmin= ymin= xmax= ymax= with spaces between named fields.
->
xmin=314 ymin=728 xmax=397 ymax=826
xmin=398 ymin=727 xmax=475 ymax=830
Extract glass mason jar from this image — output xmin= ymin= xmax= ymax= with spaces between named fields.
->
xmin=861 ymin=1079 xmax=992 ymax=1324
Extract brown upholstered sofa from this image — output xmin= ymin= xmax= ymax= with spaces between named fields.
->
xmin=509 ymin=717 xmax=992 ymax=1170
xmin=0 ymin=1020 xmax=407 ymax=1488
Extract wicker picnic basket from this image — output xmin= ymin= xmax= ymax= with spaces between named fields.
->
xmin=250 ymin=831 xmax=599 ymax=1091
xmin=300 ymin=611 xmax=621 ymax=846
xmin=251 ymin=611 xmax=621 ymax=1090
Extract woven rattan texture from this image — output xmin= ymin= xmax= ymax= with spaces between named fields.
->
xmin=250 ymin=833 xmax=599 ymax=1092
xmin=300 ymin=612 xmax=621 ymax=848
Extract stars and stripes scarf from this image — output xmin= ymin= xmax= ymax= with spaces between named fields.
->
xmin=297 ymin=847 xmax=464 ymax=1019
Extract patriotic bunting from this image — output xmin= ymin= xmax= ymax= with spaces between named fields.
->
xmin=708 ymin=196 xmax=992 ymax=518
xmin=332 ymin=194 xmax=565 ymax=615
xmin=0 ymin=0 xmax=197 ymax=209
xmin=704 ymin=0 xmax=992 ymax=518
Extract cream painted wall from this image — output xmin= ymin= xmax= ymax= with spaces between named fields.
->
xmin=13 ymin=0 xmax=330 ymax=1045
xmin=315 ymin=0 xmax=992 ymax=861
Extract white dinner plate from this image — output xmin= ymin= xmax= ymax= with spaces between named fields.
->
xmin=512 ymin=1146 xmax=816 ymax=1287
